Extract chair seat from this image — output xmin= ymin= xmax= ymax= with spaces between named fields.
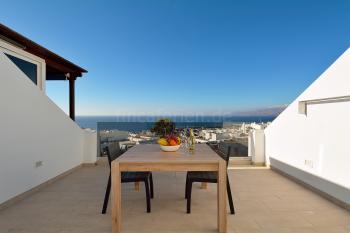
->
xmin=187 ymin=171 xmax=218 ymax=182
xmin=121 ymin=172 xmax=150 ymax=182
xmin=102 ymin=143 xmax=154 ymax=214
xmin=185 ymin=145 xmax=235 ymax=215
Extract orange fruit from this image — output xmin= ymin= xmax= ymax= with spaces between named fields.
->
xmin=169 ymin=139 xmax=177 ymax=146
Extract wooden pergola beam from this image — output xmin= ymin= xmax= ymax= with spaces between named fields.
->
xmin=0 ymin=23 xmax=88 ymax=122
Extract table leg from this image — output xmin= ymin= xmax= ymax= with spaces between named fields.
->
xmin=111 ymin=161 xmax=121 ymax=233
xmin=217 ymin=161 xmax=227 ymax=233
xmin=134 ymin=182 xmax=140 ymax=191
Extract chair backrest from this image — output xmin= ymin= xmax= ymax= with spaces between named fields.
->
xmin=208 ymin=143 xmax=231 ymax=167
xmin=103 ymin=142 xmax=123 ymax=168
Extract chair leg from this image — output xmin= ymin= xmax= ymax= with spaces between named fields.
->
xmin=102 ymin=174 xmax=111 ymax=214
xmin=226 ymin=175 xmax=235 ymax=215
xmin=186 ymin=180 xmax=193 ymax=214
xmin=144 ymin=179 xmax=151 ymax=213
xmin=149 ymin=173 xmax=154 ymax=199
xmin=185 ymin=174 xmax=189 ymax=199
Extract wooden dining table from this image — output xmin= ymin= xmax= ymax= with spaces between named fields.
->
xmin=111 ymin=144 xmax=227 ymax=233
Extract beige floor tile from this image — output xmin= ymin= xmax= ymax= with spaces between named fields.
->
xmin=234 ymin=227 xmax=292 ymax=233
xmin=253 ymin=213 xmax=313 ymax=228
xmin=292 ymin=227 xmax=319 ymax=233
xmin=312 ymin=226 xmax=350 ymax=233
xmin=0 ymin=163 xmax=349 ymax=233
xmin=298 ymin=209 xmax=350 ymax=227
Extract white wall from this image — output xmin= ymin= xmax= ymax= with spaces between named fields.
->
xmin=83 ymin=129 xmax=97 ymax=164
xmin=265 ymin=48 xmax=350 ymax=204
xmin=249 ymin=129 xmax=265 ymax=164
xmin=0 ymin=51 xmax=95 ymax=204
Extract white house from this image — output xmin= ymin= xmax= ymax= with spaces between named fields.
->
xmin=0 ymin=24 xmax=97 ymax=206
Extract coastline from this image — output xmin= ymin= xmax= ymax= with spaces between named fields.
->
xmin=76 ymin=115 xmax=276 ymax=130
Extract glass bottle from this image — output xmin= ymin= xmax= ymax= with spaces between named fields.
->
xmin=188 ymin=128 xmax=196 ymax=152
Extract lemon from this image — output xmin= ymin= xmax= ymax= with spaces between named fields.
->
xmin=158 ymin=138 xmax=168 ymax=146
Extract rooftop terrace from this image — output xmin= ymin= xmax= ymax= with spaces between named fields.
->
xmin=0 ymin=160 xmax=348 ymax=233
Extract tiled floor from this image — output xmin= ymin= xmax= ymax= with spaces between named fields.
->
xmin=0 ymin=161 xmax=349 ymax=233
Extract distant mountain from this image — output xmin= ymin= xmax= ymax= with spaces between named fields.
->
xmin=230 ymin=105 xmax=287 ymax=117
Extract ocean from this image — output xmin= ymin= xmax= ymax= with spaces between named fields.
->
xmin=76 ymin=115 xmax=276 ymax=131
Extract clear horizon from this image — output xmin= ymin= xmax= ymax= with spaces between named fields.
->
xmin=1 ymin=0 xmax=350 ymax=115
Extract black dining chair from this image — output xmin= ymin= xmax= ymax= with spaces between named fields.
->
xmin=185 ymin=145 xmax=235 ymax=214
xmin=101 ymin=142 xmax=154 ymax=214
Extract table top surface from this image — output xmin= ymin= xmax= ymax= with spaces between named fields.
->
xmin=115 ymin=144 xmax=223 ymax=164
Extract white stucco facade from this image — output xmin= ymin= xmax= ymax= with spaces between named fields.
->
xmin=265 ymin=48 xmax=350 ymax=204
xmin=0 ymin=45 xmax=96 ymax=205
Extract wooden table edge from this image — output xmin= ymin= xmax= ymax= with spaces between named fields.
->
xmin=111 ymin=152 xmax=227 ymax=233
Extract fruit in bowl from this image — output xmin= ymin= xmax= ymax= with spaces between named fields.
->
xmin=157 ymin=135 xmax=181 ymax=152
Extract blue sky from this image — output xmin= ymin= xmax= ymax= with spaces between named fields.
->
xmin=1 ymin=0 xmax=350 ymax=115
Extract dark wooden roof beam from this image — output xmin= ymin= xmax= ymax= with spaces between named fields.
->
xmin=0 ymin=23 xmax=87 ymax=80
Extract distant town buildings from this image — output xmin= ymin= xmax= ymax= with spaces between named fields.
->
xmin=197 ymin=122 xmax=269 ymax=143
xmin=98 ymin=122 xmax=270 ymax=157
